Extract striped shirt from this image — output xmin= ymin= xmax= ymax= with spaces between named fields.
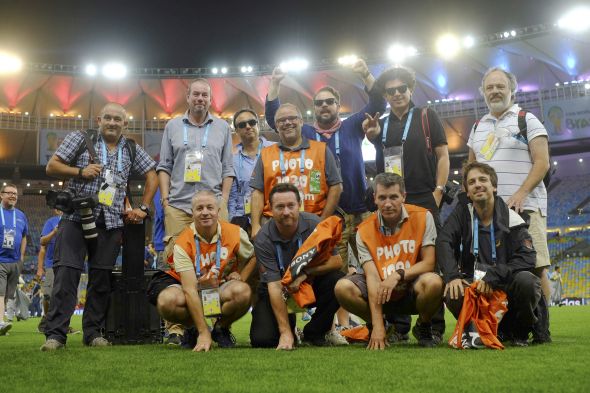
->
xmin=467 ymin=104 xmax=548 ymax=216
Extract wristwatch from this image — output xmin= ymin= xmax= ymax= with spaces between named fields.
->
xmin=435 ymin=185 xmax=445 ymax=193
xmin=139 ymin=204 xmax=150 ymax=216
xmin=396 ymin=269 xmax=405 ymax=282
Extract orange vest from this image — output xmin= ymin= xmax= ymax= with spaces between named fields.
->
xmin=357 ymin=204 xmax=428 ymax=281
xmin=260 ymin=141 xmax=328 ymax=217
xmin=166 ymin=221 xmax=242 ymax=282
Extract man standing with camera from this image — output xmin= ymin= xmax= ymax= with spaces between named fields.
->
xmin=41 ymin=103 xmax=157 ymax=351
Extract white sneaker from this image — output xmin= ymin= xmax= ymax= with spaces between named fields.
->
xmin=0 ymin=322 xmax=12 ymax=336
xmin=325 ymin=330 xmax=349 ymax=346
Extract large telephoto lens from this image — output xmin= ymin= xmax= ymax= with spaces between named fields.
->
xmin=79 ymin=207 xmax=98 ymax=239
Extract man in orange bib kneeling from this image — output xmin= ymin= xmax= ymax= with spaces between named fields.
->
xmin=335 ymin=173 xmax=443 ymax=349
xmin=147 ymin=190 xmax=256 ymax=351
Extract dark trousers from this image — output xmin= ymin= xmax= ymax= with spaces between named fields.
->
xmin=445 ymin=271 xmax=541 ymax=333
xmin=250 ymin=270 xmax=344 ymax=347
xmin=44 ymin=219 xmax=121 ymax=344
xmin=388 ymin=191 xmax=445 ymax=335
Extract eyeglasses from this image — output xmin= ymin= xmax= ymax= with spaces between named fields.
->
xmin=313 ymin=98 xmax=338 ymax=107
xmin=236 ymin=119 xmax=258 ymax=129
xmin=275 ymin=116 xmax=301 ymax=126
xmin=1 ymin=192 xmax=17 ymax=196
xmin=385 ymin=85 xmax=409 ymax=96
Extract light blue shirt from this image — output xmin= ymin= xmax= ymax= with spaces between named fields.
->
xmin=228 ymin=137 xmax=275 ymax=220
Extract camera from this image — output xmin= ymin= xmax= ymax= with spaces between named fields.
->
xmin=46 ymin=190 xmax=99 ymax=240
xmin=442 ymin=181 xmax=461 ymax=205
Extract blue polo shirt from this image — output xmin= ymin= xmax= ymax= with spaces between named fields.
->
xmin=41 ymin=215 xmax=61 ymax=269
xmin=0 ymin=207 xmax=28 ymax=263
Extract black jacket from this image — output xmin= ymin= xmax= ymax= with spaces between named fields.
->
xmin=436 ymin=195 xmax=536 ymax=289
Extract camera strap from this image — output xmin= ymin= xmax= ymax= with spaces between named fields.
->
xmin=83 ymin=131 xmax=99 ymax=163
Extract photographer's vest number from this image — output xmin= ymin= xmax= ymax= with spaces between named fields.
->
xmin=0 ymin=207 xmax=16 ymax=250
xmin=98 ymin=142 xmax=123 ymax=207
xmin=357 ymin=205 xmax=427 ymax=281
xmin=260 ymin=141 xmax=328 ymax=216
xmin=183 ymin=124 xmax=211 ymax=183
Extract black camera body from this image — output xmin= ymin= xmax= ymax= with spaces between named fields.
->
xmin=46 ymin=190 xmax=99 ymax=240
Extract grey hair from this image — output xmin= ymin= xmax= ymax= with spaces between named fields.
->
xmin=479 ymin=67 xmax=518 ymax=97
xmin=191 ymin=189 xmax=219 ymax=210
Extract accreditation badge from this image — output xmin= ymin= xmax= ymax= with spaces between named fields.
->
xmin=98 ymin=169 xmax=116 ymax=207
xmin=244 ymin=194 xmax=252 ymax=215
xmin=309 ymin=170 xmax=321 ymax=194
xmin=200 ymin=282 xmax=222 ymax=318
xmin=2 ymin=228 xmax=15 ymax=249
xmin=473 ymin=259 xmax=492 ymax=282
xmin=383 ymin=146 xmax=403 ymax=176
xmin=184 ymin=149 xmax=203 ymax=182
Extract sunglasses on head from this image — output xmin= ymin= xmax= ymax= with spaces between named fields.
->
xmin=236 ymin=119 xmax=258 ymax=129
xmin=385 ymin=85 xmax=409 ymax=96
xmin=313 ymin=98 xmax=338 ymax=107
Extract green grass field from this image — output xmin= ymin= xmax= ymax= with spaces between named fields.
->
xmin=1 ymin=306 xmax=589 ymax=393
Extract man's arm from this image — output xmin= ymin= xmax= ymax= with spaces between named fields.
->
xmin=363 ymin=261 xmax=387 ymax=350
xmin=433 ymin=144 xmax=450 ymax=207
xmin=20 ymin=236 xmax=27 ymax=263
xmin=436 ymin=205 xmax=468 ymax=299
xmin=158 ymin=171 xmax=171 ymax=208
xmin=265 ymin=68 xmax=286 ymax=130
xmin=507 ymin=135 xmax=550 ymax=213
xmin=40 ymin=228 xmax=58 ymax=247
xmin=468 ymin=148 xmax=476 ymax=163
xmin=303 ymin=254 xmax=342 ymax=276
xmin=36 ymin=246 xmax=46 ymax=279
xmin=178 ymin=270 xmax=213 ymax=352
xmin=250 ymin=189 xmax=265 ymax=238
xmin=403 ymin=245 xmax=436 ymax=282
xmin=319 ymin=184 xmax=342 ymax=220
xmin=125 ymin=169 xmax=158 ymax=222
xmin=221 ymin=176 xmax=233 ymax=204
xmin=319 ymin=147 xmax=343 ymax=219
xmin=46 ymin=154 xmax=102 ymax=180
xmin=268 ymin=280 xmax=294 ymax=350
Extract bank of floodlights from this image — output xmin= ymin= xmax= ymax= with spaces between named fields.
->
xmin=557 ymin=6 xmax=590 ymax=32
xmin=387 ymin=44 xmax=417 ymax=64
xmin=102 ymin=62 xmax=127 ymax=79
xmin=337 ymin=55 xmax=358 ymax=66
xmin=279 ymin=58 xmax=309 ymax=73
xmin=0 ymin=52 xmax=23 ymax=74
xmin=436 ymin=34 xmax=461 ymax=60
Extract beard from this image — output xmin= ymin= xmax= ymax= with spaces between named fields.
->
xmin=316 ymin=112 xmax=338 ymax=126
xmin=486 ymin=95 xmax=512 ymax=114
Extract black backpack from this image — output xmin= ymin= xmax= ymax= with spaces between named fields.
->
xmin=473 ymin=110 xmax=554 ymax=187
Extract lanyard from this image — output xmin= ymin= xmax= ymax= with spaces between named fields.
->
xmin=101 ymin=141 xmax=123 ymax=172
xmin=237 ymin=141 xmax=263 ymax=183
xmin=382 ymin=107 xmax=415 ymax=145
xmin=279 ymin=149 xmax=306 ymax=178
xmin=275 ymin=236 xmax=303 ymax=275
xmin=0 ymin=207 xmax=16 ymax=229
xmin=195 ymin=236 xmax=222 ymax=277
xmin=183 ymin=123 xmax=211 ymax=149
xmin=473 ymin=216 xmax=496 ymax=264
xmin=315 ymin=130 xmax=340 ymax=156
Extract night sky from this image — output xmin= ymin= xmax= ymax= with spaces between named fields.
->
xmin=0 ymin=0 xmax=581 ymax=68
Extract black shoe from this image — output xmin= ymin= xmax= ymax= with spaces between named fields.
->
xmin=211 ymin=322 xmax=236 ymax=348
xmin=165 ymin=333 xmax=182 ymax=346
xmin=180 ymin=328 xmax=198 ymax=349
xmin=413 ymin=322 xmax=437 ymax=347
xmin=511 ymin=326 xmax=530 ymax=347
xmin=37 ymin=317 xmax=47 ymax=334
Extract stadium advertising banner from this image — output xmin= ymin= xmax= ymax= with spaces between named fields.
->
xmin=544 ymin=96 xmax=590 ymax=142
xmin=39 ymin=129 xmax=70 ymax=165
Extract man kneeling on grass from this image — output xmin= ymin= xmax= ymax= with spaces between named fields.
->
xmin=436 ymin=162 xmax=541 ymax=346
xmin=147 ymin=190 xmax=256 ymax=351
xmin=335 ymin=173 xmax=443 ymax=349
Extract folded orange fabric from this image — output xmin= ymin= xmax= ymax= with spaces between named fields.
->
xmin=281 ymin=216 xmax=343 ymax=308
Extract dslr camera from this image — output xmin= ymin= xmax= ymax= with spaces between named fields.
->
xmin=46 ymin=190 xmax=99 ymax=240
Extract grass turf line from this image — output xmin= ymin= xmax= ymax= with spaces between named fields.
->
xmin=0 ymin=306 xmax=589 ymax=393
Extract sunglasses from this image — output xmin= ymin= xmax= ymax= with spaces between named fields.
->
xmin=236 ymin=119 xmax=258 ymax=129
xmin=313 ymin=98 xmax=338 ymax=107
xmin=275 ymin=115 xmax=301 ymax=126
xmin=385 ymin=85 xmax=409 ymax=96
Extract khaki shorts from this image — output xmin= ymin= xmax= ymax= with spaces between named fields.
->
xmin=526 ymin=209 xmax=550 ymax=268
xmin=336 ymin=211 xmax=371 ymax=273
xmin=42 ymin=267 xmax=54 ymax=297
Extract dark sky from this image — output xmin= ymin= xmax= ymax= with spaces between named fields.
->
xmin=0 ymin=0 xmax=581 ymax=68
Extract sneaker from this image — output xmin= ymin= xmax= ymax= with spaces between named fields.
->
xmin=180 ymin=327 xmax=198 ymax=349
xmin=0 ymin=322 xmax=12 ymax=336
xmin=413 ymin=322 xmax=437 ymax=347
xmin=325 ymin=330 xmax=349 ymax=346
xmin=412 ymin=322 xmax=442 ymax=347
xmin=211 ymin=322 xmax=236 ymax=348
xmin=67 ymin=327 xmax=80 ymax=335
xmin=88 ymin=337 xmax=112 ymax=347
xmin=387 ymin=324 xmax=410 ymax=344
xmin=165 ymin=333 xmax=183 ymax=346
xmin=40 ymin=339 xmax=65 ymax=351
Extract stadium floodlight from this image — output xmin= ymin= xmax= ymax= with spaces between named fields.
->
xmin=463 ymin=36 xmax=475 ymax=48
xmin=49 ymin=113 xmax=54 ymax=117
xmin=436 ymin=34 xmax=461 ymax=60
xmin=555 ymin=82 xmax=560 ymax=87
xmin=387 ymin=44 xmax=417 ymax=63
xmin=579 ymin=158 xmax=584 ymax=163
xmin=211 ymin=67 xmax=218 ymax=75
xmin=510 ymin=30 xmax=517 ymax=37
xmin=503 ymin=31 xmax=510 ymax=38
xmin=77 ymin=114 xmax=82 ymax=118
xmin=85 ymin=64 xmax=97 ymax=76
xmin=24 ymin=112 xmax=29 ymax=116
xmin=585 ymin=83 xmax=590 ymax=90
xmin=553 ymin=161 xmax=558 ymax=166
xmin=337 ymin=54 xmax=358 ymax=66
xmin=26 ymin=183 xmax=30 ymax=187
xmin=102 ymin=62 xmax=127 ymax=79
xmin=221 ymin=67 xmax=228 ymax=74
xmin=129 ymin=115 xmax=134 ymax=120
xmin=557 ymin=6 xmax=590 ymax=32
xmin=0 ymin=52 xmax=22 ymax=74
xmin=279 ymin=58 xmax=309 ymax=73
xmin=241 ymin=66 xmax=248 ymax=73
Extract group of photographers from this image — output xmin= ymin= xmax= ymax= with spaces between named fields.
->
xmin=0 ymin=60 xmax=549 ymax=351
